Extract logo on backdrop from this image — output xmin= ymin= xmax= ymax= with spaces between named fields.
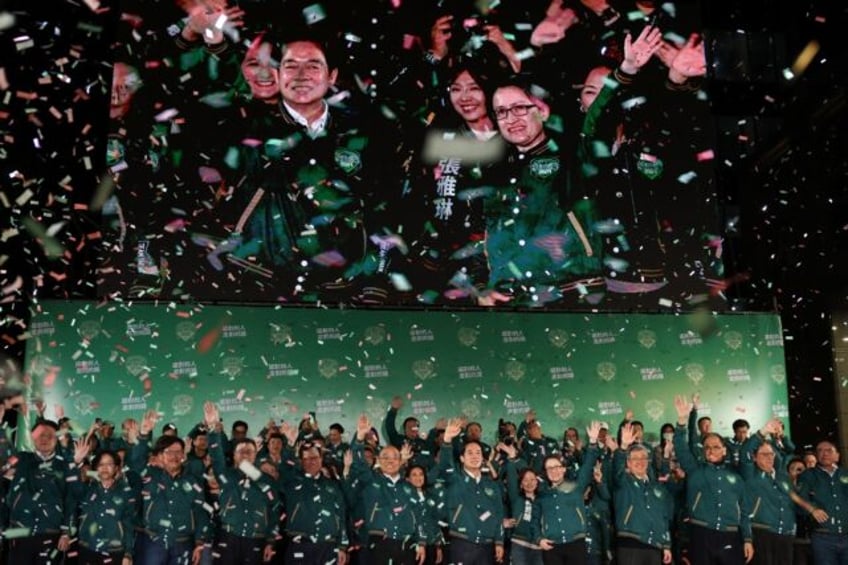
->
xmin=460 ymin=398 xmax=481 ymax=420
xmin=723 ymin=330 xmax=743 ymax=350
xmin=270 ymin=324 xmax=294 ymax=345
xmin=78 ymin=320 xmax=102 ymax=341
xmin=175 ymin=321 xmax=197 ymax=341
xmin=318 ymin=358 xmax=339 ymax=378
xmin=597 ymin=362 xmax=616 ymax=382
xmin=637 ymin=330 xmax=657 ymax=349
xmin=124 ymin=355 xmax=149 ymax=377
xmin=172 ymin=394 xmax=194 ymax=416
xmin=457 ymin=327 xmax=479 ymax=346
xmin=770 ymin=365 xmax=786 ymax=384
xmin=268 ymin=396 xmax=295 ymax=420
xmin=220 ymin=357 xmax=244 ymax=378
xmin=554 ymin=397 xmax=575 ymax=420
xmin=412 ymin=360 xmax=435 ymax=380
xmin=364 ymin=397 xmax=388 ymax=424
xmin=685 ymin=363 xmax=705 ymax=386
xmin=504 ymin=361 xmax=526 ymax=381
xmin=547 ymin=329 xmax=570 ymax=348
xmin=364 ymin=326 xmax=386 ymax=345
xmin=73 ymin=394 xmax=98 ymax=415
xmin=645 ymin=399 xmax=665 ymax=421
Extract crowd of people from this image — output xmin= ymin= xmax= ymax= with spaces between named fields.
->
xmin=0 ymin=392 xmax=842 ymax=565
xmin=101 ymin=0 xmax=723 ymax=309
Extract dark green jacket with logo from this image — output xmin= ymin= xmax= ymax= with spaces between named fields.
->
xmin=673 ymin=425 xmax=752 ymax=541
xmin=611 ymin=449 xmax=672 ymax=549
xmin=279 ymin=445 xmax=348 ymax=548
xmin=208 ymin=431 xmax=279 ymax=543
xmin=534 ymin=444 xmax=600 ymax=544
xmin=130 ymin=435 xmax=211 ymax=548
xmin=437 ymin=437 xmax=506 ymax=545
xmin=350 ymin=441 xmax=425 ymax=544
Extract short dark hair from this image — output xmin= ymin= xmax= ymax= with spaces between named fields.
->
xmin=31 ymin=418 xmax=59 ymax=432
xmin=280 ymin=33 xmax=338 ymax=72
xmin=232 ymin=420 xmax=249 ymax=432
xmin=329 ymin=423 xmax=344 ymax=434
xmin=697 ymin=416 xmax=712 ymax=426
xmin=153 ymin=435 xmax=184 ymax=455
xmin=402 ymin=417 xmax=419 ymax=429
xmin=732 ymin=419 xmax=750 ymax=431
xmin=92 ymin=450 xmax=119 ymax=469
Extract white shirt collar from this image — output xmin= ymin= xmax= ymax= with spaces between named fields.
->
xmin=283 ymin=100 xmax=330 ymax=138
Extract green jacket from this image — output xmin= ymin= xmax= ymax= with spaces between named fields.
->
xmin=208 ymin=431 xmax=279 ymax=543
xmin=503 ymin=458 xmax=541 ymax=544
xmin=739 ymin=434 xmax=799 ymax=536
xmin=6 ymin=450 xmax=78 ymax=534
xmin=797 ymin=465 xmax=848 ymax=535
xmin=350 ymin=441 xmax=425 ymax=543
xmin=611 ymin=450 xmax=672 ymax=549
xmin=437 ymin=437 xmax=506 ymax=545
xmin=534 ymin=445 xmax=600 ymax=544
xmin=76 ymin=478 xmax=137 ymax=556
xmin=279 ymin=446 xmax=348 ymax=548
xmin=673 ymin=425 xmax=752 ymax=541
xmin=384 ymin=407 xmax=436 ymax=469
xmin=131 ymin=437 xmax=211 ymax=547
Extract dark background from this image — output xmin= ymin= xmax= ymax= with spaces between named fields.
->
xmin=0 ymin=0 xmax=845 ymax=448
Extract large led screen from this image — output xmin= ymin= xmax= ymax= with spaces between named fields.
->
xmin=100 ymin=0 xmax=723 ymax=310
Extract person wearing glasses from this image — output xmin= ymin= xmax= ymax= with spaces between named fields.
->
xmin=532 ymin=421 xmax=602 ymax=565
xmin=610 ymin=422 xmax=672 ymax=564
xmin=349 ymin=414 xmax=426 ymax=565
xmin=738 ymin=418 xmax=824 ymax=565
xmin=796 ymin=440 xmax=848 ymax=565
xmin=483 ymin=77 xmax=604 ymax=308
xmin=75 ymin=449 xmax=138 ymax=565
xmin=126 ymin=410 xmax=212 ymax=565
xmin=672 ymin=395 xmax=753 ymax=565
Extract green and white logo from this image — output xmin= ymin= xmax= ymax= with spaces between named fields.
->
xmin=685 ymin=363 xmax=705 ymax=386
xmin=723 ymin=331 xmax=743 ymax=350
xmin=221 ymin=356 xmax=244 ymax=378
xmin=547 ymin=329 xmax=570 ymax=349
xmin=268 ymin=396 xmax=294 ymax=420
xmin=457 ymin=327 xmax=479 ymax=347
xmin=637 ymin=330 xmax=657 ymax=349
xmin=172 ymin=394 xmax=194 ymax=416
xmin=770 ymin=364 xmax=786 ymax=384
xmin=529 ymin=157 xmax=560 ymax=180
xmin=176 ymin=321 xmax=197 ymax=342
xmin=318 ymin=358 xmax=339 ymax=378
xmin=125 ymin=355 xmax=149 ymax=377
xmin=413 ymin=359 xmax=435 ymax=380
xmin=461 ymin=398 xmax=481 ymax=420
xmin=73 ymin=394 xmax=97 ymax=416
xmin=597 ymin=362 xmax=616 ymax=382
xmin=269 ymin=324 xmax=293 ymax=345
xmin=504 ymin=360 xmax=526 ymax=382
xmin=554 ymin=397 xmax=575 ymax=420
xmin=335 ymin=148 xmax=362 ymax=174
xmin=78 ymin=320 xmax=102 ymax=341
xmin=364 ymin=325 xmax=387 ymax=345
xmin=645 ymin=399 xmax=664 ymax=421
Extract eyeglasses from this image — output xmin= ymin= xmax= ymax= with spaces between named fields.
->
xmin=494 ymin=104 xmax=536 ymax=121
xmin=544 ymin=464 xmax=564 ymax=472
xmin=162 ymin=449 xmax=183 ymax=457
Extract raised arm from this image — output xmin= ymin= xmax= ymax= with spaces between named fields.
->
xmin=673 ymin=395 xmax=698 ymax=473
xmin=203 ymin=401 xmax=227 ymax=477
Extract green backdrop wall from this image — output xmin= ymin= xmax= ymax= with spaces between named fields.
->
xmin=22 ymin=301 xmax=789 ymax=443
